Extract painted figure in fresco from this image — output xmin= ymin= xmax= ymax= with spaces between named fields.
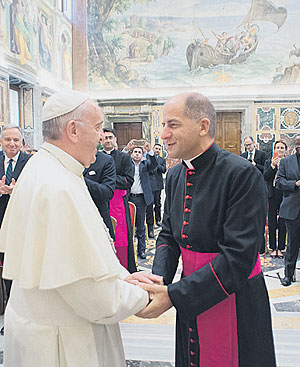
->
xmin=39 ymin=12 xmax=52 ymax=71
xmin=10 ymin=0 xmax=32 ymax=64
xmin=61 ymin=33 xmax=72 ymax=81
xmin=186 ymin=0 xmax=287 ymax=71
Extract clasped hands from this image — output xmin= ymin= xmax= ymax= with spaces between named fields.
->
xmin=0 ymin=176 xmax=15 ymax=195
xmin=125 ymin=272 xmax=173 ymax=319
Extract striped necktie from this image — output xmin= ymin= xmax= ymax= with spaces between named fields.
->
xmin=5 ymin=159 xmax=13 ymax=185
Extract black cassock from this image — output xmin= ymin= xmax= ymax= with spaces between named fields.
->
xmin=153 ymin=143 xmax=276 ymax=367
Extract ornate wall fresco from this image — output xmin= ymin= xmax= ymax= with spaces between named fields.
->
xmin=87 ymin=0 xmax=300 ymax=90
xmin=254 ymin=102 xmax=300 ymax=158
xmin=0 ymin=0 xmax=72 ymax=83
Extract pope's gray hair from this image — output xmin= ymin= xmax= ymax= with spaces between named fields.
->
xmin=0 ymin=124 xmax=23 ymax=139
xmin=42 ymin=100 xmax=91 ymax=140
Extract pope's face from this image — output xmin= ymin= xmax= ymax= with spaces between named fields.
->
xmin=77 ymin=103 xmax=103 ymax=167
xmin=0 ymin=128 xmax=23 ymax=158
xmin=161 ymin=98 xmax=202 ymax=160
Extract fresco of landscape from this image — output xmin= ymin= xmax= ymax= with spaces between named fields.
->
xmin=87 ymin=0 xmax=300 ymax=89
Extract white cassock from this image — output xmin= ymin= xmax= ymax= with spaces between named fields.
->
xmin=0 ymin=142 xmax=148 ymax=367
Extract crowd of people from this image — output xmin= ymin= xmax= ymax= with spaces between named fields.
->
xmin=0 ymin=89 xmax=298 ymax=366
xmin=241 ymin=134 xmax=300 ymax=287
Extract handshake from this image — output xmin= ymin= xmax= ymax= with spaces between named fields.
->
xmin=125 ymin=272 xmax=172 ymax=319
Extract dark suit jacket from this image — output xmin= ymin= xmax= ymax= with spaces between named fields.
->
xmin=149 ymin=155 xmax=166 ymax=192
xmin=83 ymin=151 xmax=116 ymax=239
xmin=0 ymin=151 xmax=31 ymax=226
xmin=241 ymin=149 xmax=266 ymax=173
xmin=110 ymin=149 xmax=134 ymax=190
xmin=132 ymin=153 xmax=158 ymax=206
xmin=276 ymin=154 xmax=300 ymax=220
xmin=263 ymin=159 xmax=278 ymax=198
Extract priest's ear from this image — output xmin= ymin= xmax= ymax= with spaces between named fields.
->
xmin=198 ymin=117 xmax=210 ymax=137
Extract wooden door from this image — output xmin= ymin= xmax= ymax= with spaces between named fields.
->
xmin=114 ymin=122 xmax=142 ymax=150
xmin=215 ymin=112 xmax=241 ymax=155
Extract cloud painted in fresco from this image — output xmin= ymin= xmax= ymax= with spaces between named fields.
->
xmin=125 ymin=0 xmax=251 ymax=18
xmin=124 ymin=0 xmax=290 ymax=18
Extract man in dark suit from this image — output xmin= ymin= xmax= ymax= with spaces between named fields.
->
xmin=129 ymin=143 xmax=157 ymax=259
xmin=83 ymin=150 xmax=116 ymax=240
xmin=102 ymin=128 xmax=137 ymax=272
xmin=276 ymin=134 xmax=300 ymax=286
xmin=241 ymin=136 xmax=266 ymax=173
xmin=263 ymin=140 xmax=287 ymax=258
xmin=146 ymin=143 xmax=166 ymax=237
xmin=0 ymin=124 xmax=31 ymax=308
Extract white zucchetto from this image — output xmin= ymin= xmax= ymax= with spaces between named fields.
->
xmin=42 ymin=90 xmax=89 ymax=122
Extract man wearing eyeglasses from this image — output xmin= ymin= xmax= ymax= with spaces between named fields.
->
xmin=241 ymin=136 xmax=266 ymax=173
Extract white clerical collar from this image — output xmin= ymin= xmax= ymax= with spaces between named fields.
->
xmin=4 ymin=151 xmax=20 ymax=165
xmin=183 ymin=141 xmax=215 ymax=169
xmin=40 ymin=142 xmax=84 ymax=177
xmin=183 ymin=152 xmax=202 ymax=169
xmin=103 ymin=148 xmax=114 ymax=154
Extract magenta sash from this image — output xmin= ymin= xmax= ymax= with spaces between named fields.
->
xmin=181 ymin=247 xmax=261 ymax=367
xmin=109 ymin=189 xmax=128 ymax=268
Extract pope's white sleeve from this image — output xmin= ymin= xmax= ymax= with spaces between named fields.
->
xmin=56 ymin=275 xmax=149 ymax=324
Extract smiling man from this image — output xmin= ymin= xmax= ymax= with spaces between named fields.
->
xmin=0 ymin=124 xmax=31 ymax=304
xmin=138 ymin=92 xmax=276 ymax=367
xmin=0 ymin=90 xmax=161 ymax=367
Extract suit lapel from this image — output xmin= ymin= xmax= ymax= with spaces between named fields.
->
xmin=0 ymin=154 xmax=4 ymax=179
xmin=12 ymin=152 xmax=27 ymax=180
xmin=291 ymin=154 xmax=300 ymax=178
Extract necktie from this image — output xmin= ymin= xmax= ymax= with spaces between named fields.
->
xmin=5 ymin=159 xmax=13 ymax=185
xmin=249 ymin=152 xmax=253 ymax=160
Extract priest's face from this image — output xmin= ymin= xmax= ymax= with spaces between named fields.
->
xmin=77 ymin=103 xmax=103 ymax=167
xmin=161 ymin=98 xmax=203 ymax=160
xmin=0 ymin=128 xmax=23 ymax=158
xmin=102 ymin=132 xmax=117 ymax=151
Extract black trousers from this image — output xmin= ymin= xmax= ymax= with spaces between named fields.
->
xmin=129 ymin=194 xmax=147 ymax=253
xmin=268 ymin=189 xmax=286 ymax=250
xmin=146 ymin=190 xmax=162 ymax=228
xmin=284 ymin=211 xmax=300 ymax=279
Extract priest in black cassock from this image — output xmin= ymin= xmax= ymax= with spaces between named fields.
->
xmin=137 ymin=93 xmax=276 ymax=367
xmin=102 ymin=128 xmax=137 ymax=273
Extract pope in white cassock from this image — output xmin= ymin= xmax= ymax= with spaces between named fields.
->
xmin=0 ymin=91 xmax=160 ymax=367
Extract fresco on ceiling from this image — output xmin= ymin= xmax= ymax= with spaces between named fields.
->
xmin=87 ymin=0 xmax=300 ymax=90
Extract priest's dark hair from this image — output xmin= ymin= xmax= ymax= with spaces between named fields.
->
xmin=183 ymin=93 xmax=216 ymax=138
xmin=103 ymin=127 xmax=117 ymax=136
